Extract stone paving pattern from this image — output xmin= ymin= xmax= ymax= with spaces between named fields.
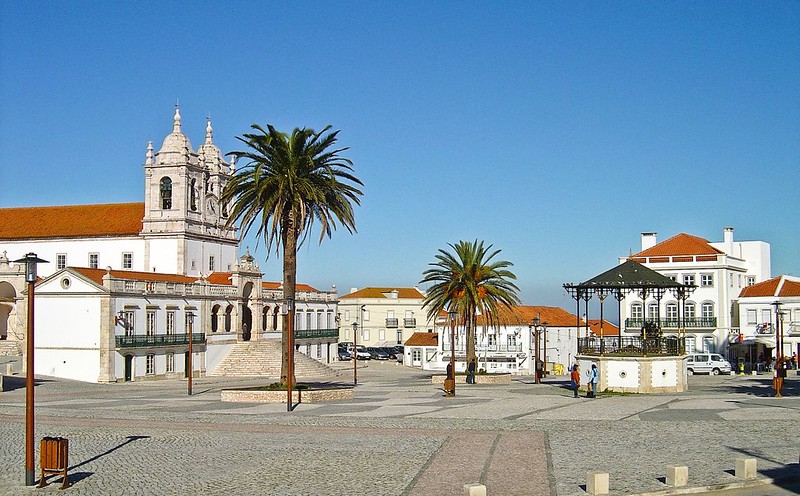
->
xmin=0 ymin=363 xmax=798 ymax=495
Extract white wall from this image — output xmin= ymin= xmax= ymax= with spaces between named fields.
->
xmin=2 ymin=237 xmax=145 ymax=277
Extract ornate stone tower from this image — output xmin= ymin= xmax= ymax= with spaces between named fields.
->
xmin=141 ymin=107 xmax=238 ymax=276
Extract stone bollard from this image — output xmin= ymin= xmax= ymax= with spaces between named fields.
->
xmin=734 ymin=457 xmax=757 ymax=479
xmin=587 ymin=471 xmax=609 ymax=495
xmin=463 ymin=483 xmax=486 ymax=496
xmin=666 ymin=465 xmax=688 ymax=487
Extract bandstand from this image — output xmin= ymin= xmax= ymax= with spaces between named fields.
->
xmin=563 ymin=260 xmax=696 ymax=393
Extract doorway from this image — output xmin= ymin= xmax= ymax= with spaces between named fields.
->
xmin=124 ymin=355 xmax=133 ymax=381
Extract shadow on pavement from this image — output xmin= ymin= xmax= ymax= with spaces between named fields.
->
xmin=722 ymin=377 xmax=799 ymax=397
xmin=1 ymin=375 xmax=54 ymax=392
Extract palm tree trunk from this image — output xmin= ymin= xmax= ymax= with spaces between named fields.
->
xmin=466 ymin=309 xmax=477 ymax=369
xmin=281 ymin=216 xmax=298 ymax=387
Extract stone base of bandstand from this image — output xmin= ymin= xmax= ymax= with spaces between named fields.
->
xmin=576 ymin=355 xmax=687 ymax=393
xmin=221 ymin=387 xmax=354 ymax=403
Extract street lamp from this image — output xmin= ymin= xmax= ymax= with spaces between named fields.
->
xmin=351 ymin=321 xmax=358 ymax=385
xmin=531 ymin=315 xmax=547 ymax=384
xmin=447 ymin=309 xmax=457 ymax=397
xmin=186 ymin=312 xmax=194 ymax=396
xmin=772 ymin=301 xmax=782 ymax=398
xmin=13 ymin=253 xmax=47 ymax=486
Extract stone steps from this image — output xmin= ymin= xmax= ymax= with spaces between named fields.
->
xmin=210 ymin=340 xmax=338 ymax=379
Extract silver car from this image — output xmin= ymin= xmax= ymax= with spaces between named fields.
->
xmin=685 ymin=353 xmax=732 ymax=375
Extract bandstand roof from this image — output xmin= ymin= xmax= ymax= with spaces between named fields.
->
xmin=569 ymin=259 xmax=686 ymax=291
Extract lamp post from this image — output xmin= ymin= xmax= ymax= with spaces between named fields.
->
xmin=447 ymin=310 xmax=457 ymax=397
xmin=286 ymin=297 xmax=295 ymax=412
xmin=531 ymin=315 xmax=547 ymax=383
xmin=187 ymin=312 xmax=194 ymax=396
xmin=13 ymin=253 xmax=47 ymax=486
xmin=351 ymin=321 xmax=358 ymax=385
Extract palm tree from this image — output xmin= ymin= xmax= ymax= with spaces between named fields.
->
xmin=221 ymin=124 xmax=363 ymax=387
xmin=420 ymin=240 xmax=520 ymax=366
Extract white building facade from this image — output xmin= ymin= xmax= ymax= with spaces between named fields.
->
xmin=0 ymin=108 xmax=338 ymax=382
xmin=619 ymin=228 xmax=771 ymax=357
xmin=338 ymin=287 xmax=433 ymax=348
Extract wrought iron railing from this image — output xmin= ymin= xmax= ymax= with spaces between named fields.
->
xmin=294 ymin=328 xmax=339 ymax=340
xmin=115 ymin=333 xmax=205 ymax=348
xmin=404 ymin=318 xmax=416 ymax=327
xmin=578 ymin=336 xmax=685 ymax=356
xmin=385 ymin=318 xmax=399 ymax=328
xmin=445 ymin=344 xmax=523 ymax=354
xmin=624 ymin=318 xmax=716 ymax=329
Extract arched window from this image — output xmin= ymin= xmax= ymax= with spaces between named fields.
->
xmin=684 ymin=302 xmax=696 ymax=320
xmin=262 ymin=306 xmax=269 ymax=332
xmin=211 ymin=305 xmax=220 ymax=332
xmin=647 ymin=303 xmax=659 ymax=320
xmin=631 ymin=303 xmax=643 ymax=320
xmin=160 ymin=177 xmax=172 ymax=209
xmin=666 ymin=302 xmax=678 ymax=321
xmin=702 ymin=335 xmax=715 ymax=353
xmin=701 ymin=302 xmax=714 ymax=320
xmin=224 ymin=305 xmax=233 ymax=332
xmin=190 ymin=179 xmax=198 ymax=211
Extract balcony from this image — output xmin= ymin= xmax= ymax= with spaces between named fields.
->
xmin=404 ymin=318 xmax=416 ymax=328
xmin=625 ymin=318 xmax=717 ymax=330
xmin=294 ymin=328 xmax=339 ymax=340
xmin=115 ymin=333 xmax=205 ymax=349
xmin=385 ymin=318 xmax=399 ymax=328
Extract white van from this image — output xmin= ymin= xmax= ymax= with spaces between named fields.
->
xmin=685 ymin=353 xmax=732 ymax=375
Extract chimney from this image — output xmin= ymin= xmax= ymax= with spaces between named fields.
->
xmin=641 ymin=232 xmax=657 ymax=251
xmin=723 ymin=227 xmax=734 ymax=254
xmin=349 ymin=287 xmax=358 ymax=294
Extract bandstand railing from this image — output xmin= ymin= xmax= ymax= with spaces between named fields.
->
xmin=578 ymin=336 xmax=685 ymax=356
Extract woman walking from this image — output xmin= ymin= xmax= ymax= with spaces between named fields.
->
xmin=570 ymin=364 xmax=580 ymax=398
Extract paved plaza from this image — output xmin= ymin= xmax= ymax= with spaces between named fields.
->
xmin=0 ymin=362 xmax=798 ymax=495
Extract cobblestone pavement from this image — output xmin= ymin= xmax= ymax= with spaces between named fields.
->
xmin=0 ymin=362 xmax=798 ymax=495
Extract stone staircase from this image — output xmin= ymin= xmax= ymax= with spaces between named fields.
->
xmin=210 ymin=340 xmax=339 ymax=379
xmin=0 ymin=340 xmax=21 ymax=356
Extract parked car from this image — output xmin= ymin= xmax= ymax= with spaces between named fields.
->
xmin=349 ymin=345 xmax=371 ymax=360
xmin=337 ymin=349 xmax=351 ymax=361
xmin=379 ymin=347 xmax=397 ymax=360
xmin=685 ymin=353 xmax=732 ymax=375
xmin=367 ymin=347 xmax=391 ymax=360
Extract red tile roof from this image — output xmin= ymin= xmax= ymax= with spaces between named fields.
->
xmin=0 ymin=203 xmax=144 ymax=240
xmin=739 ymin=276 xmax=800 ymax=298
xmin=71 ymin=267 xmax=197 ymax=286
xmin=634 ymin=233 xmax=723 ymax=258
xmin=205 ymin=273 xmax=319 ymax=292
xmin=587 ymin=319 xmax=620 ymax=337
xmin=206 ymin=272 xmax=233 ymax=285
xmin=340 ymin=287 xmax=425 ymax=299
xmin=405 ymin=331 xmax=438 ymax=347
xmin=262 ymin=281 xmax=319 ymax=292
xmin=480 ymin=305 xmax=584 ymax=327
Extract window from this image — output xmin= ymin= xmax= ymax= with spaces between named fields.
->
xmin=306 ymin=312 xmax=313 ymax=330
xmin=702 ymin=336 xmax=715 ymax=353
xmin=345 ymin=328 xmax=351 ymax=340
xmin=160 ymin=177 xmax=172 ymax=209
xmin=647 ymin=303 xmax=658 ymax=320
xmin=746 ymin=309 xmax=757 ymax=325
xmin=166 ymin=353 xmax=174 ymax=373
xmin=700 ymin=274 xmax=713 ymax=287
xmin=507 ymin=334 xmax=517 ymax=348
xmin=146 ymin=311 xmax=156 ymax=337
xmin=166 ymin=311 xmax=175 ymax=335
xmin=683 ymin=274 xmax=695 ymax=286
xmin=344 ymin=310 xmax=350 ymax=321
xmin=666 ymin=303 xmax=678 ymax=321
xmin=190 ymin=179 xmax=198 ymax=211
xmin=208 ymin=256 xmax=215 ymax=272
xmin=684 ymin=302 xmax=696 ymax=320
xmin=56 ymin=254 xmax=66 ymax=270
xmin=685 ymin=337 xmax=696 ymax=354
xmin=397 ymin=330 xmax=403 ymax=344
xmin=89 ymin=253 xmax=99 ymax=269
xmin=146 ymin=354 xmax=155 ymax=374
xmin=362 ymin=329 xmax=369 ymax=341
xmin=487 ymin=334 xmax=496 ymax=346
xmin=362 ymin=309 xmax=370 ymax=321
xmin=378 ymin=329 xmax=385 ymax=341
xmin=122 ymin=311 xmax=135 ymax=337
xmin=746 ymin=276 xmax=756 ymax=287
xmin=122 ymin=253 xmax=133 ymax=269
xmin=412 ymin=349 xmax=421 ymax=362
xmin=631 ymin=303 xmax=643 ymax=320
xmin=701 ymin=302 xmax=714 ymax=319
xmin=761 ymin=309 xmax=772 ymax=324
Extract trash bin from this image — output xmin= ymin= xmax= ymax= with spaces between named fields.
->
xmin=444 ymin=378 xmax=455 ymax=397
xmin=38 ymin=437 xmax=69 ymax=489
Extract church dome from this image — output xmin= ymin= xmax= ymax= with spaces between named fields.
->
xmin=156 ymin=107 xmax=196 ymax=164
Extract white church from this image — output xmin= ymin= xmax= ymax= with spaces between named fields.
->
xmin=0 ymin=109 xmax=340 ymax=383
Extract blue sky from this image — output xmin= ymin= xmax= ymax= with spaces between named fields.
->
xmin=1 ymin=2 xmax=798 ymax=308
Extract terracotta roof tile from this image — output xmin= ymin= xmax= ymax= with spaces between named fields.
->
xmin=71 ymin=267 xmax=197 ymax=286
xmin=404 ymin=331 xmax=438 ymax=347
xmin=206 ymin=272 xmax=233 ymax=285
xmin=739 ymin=276 xmax=800 ymax=298
xmin=0 ymin=203 xmax=144 ymax=240
xmin=262 ymin=281 xmax=319 ymax=292
xmin=634 ymin=233 xmax=723 ymax=258
xmin=340 ymin=287 xmax=425 ymax=299
xmin=476 ymin=305 xmax=584 ymax=327
xmin=587 ymin=319 xmax=620 ymax=336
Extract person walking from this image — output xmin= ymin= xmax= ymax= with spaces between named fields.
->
xmin=570 ymin=364 xmax=581 ymax=398
xmin=467 ymin=358 xmax=476 ymax=384
xmin=587 ymin=364 xmax=599 ymax=398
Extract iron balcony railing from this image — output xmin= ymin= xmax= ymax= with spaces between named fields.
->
xmin=294 ymin=328 xmax=339 ymax=340
xmin=115 ymin=333 xmax=205 ymax=349
xmin=625 ymin=317 xmax=717 ymax=329
xmin=385 ymin=318 xmax=399 ymax=328
xmin=445 ymin=344 xmax=523 ymax=354
xmin=578 ymin=336 xmax=685 ymax=356
xmin=404 ymin=318 xmax=416 ymax=327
